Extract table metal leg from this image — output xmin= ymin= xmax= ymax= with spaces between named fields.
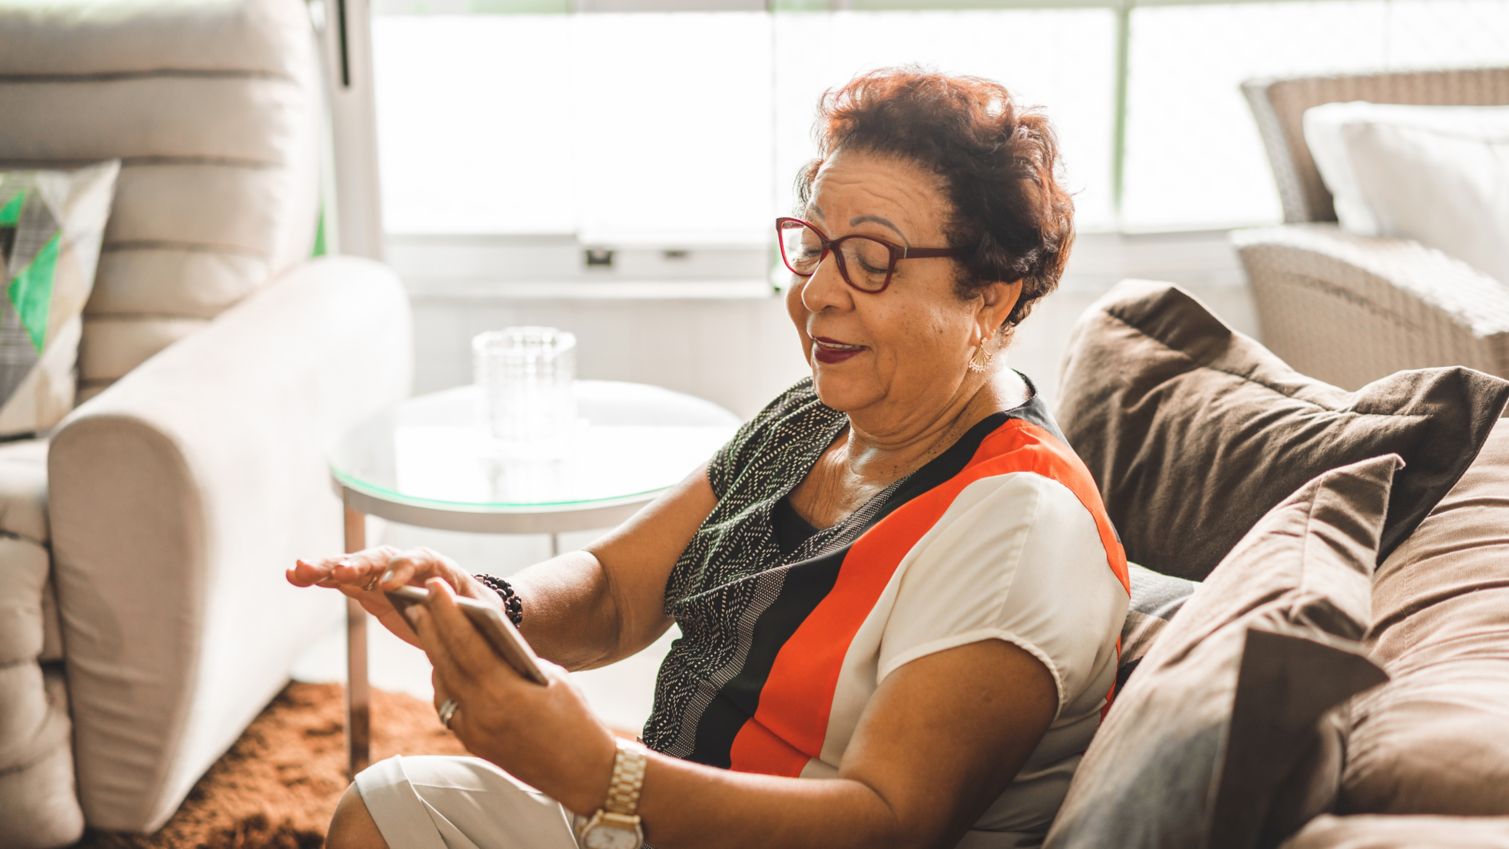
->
xmin=345 ymin=505 xmax=370 ymax=778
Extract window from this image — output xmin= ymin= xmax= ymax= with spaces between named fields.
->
xmin=370 ymin=0 xmax=1509 ymax=280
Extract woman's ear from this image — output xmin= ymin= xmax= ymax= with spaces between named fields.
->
xmin=978 ymin=279 xmax=1024 ymax=337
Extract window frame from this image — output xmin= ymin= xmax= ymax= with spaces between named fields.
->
xmin=367 ymin=0 xmax=1499 ymax=285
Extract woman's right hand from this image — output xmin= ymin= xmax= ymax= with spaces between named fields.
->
xmin=285 ymin=545 xmax=502 ymax=649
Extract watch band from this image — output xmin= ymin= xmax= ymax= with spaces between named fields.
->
xmin=604 ymin=739 xmax=647 ymax=816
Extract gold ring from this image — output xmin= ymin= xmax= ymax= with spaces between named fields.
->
xmin=363 ymin=574 xmax=380 ymax=592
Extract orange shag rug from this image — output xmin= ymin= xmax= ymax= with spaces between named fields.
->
xmin=73 ymin=683 xmax=466 ymax=849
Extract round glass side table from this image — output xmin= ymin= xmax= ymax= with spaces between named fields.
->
xmin=329 ymin=380 xmax=740 ymax=775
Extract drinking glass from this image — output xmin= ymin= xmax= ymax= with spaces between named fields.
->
xmin=472 ymin=326 xmax=578 ymax=456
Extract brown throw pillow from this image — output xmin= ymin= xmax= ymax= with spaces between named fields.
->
xmin=1280 ymin=814 xmax=1509 ymax=848
xmin=1043 ymin=455 xmax=1395 ymax=849
xmin=1056 ymin=278 xmax=1509 ymax=581
xmin=1341 ymin=418 xmax=1509 ymax=816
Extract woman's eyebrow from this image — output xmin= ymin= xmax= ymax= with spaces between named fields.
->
xmin=850 ymin=214 xmax=909 ymax=245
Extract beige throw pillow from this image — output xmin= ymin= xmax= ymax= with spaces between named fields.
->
xmin=1342 ymin=419 xmax=1509 ymax=816
xmin=0 ymin=160 xmax=119 ymax=437
xmin=1281 ymin=814 xmax=1509 ymax=848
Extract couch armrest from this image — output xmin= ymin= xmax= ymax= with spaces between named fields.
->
xmin=47 ymin=256 xmax=411 ymax=831
xmin=1232 ymin=223 xmax=1509 ymax=391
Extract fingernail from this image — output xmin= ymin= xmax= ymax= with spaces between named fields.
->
xmin=379 ymin=568 xmax=395 ymax=586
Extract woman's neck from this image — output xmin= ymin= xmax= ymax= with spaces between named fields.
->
xmin=840 ymin=367 xmax=1029 ymax=485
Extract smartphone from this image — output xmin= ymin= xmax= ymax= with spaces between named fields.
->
xmin=385 ymin=584 xmax=549 ymax=686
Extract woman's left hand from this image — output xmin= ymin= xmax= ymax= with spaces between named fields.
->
xmin=405 ymin=577 xmax=618 ymax=815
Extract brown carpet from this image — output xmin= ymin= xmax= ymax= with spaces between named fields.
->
xmin=73 ymin=683 xmax=467 ymax=849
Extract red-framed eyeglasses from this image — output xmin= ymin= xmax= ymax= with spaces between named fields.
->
xmin=775 ymin=216 xmax=966 ymax=294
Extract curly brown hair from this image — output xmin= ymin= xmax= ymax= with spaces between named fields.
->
xmin=796 ymin=67 xmax=1075 ymax=332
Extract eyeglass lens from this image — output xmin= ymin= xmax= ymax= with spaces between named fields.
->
xmin=779 ymin=220 xmax=893 ymax=291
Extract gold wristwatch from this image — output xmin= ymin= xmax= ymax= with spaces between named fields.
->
xmin=578 ymin=738 xmax=647 ymax=849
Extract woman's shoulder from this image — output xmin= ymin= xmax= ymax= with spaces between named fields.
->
xmin=879 ymin=470 xmax=1129 ymax=716
xmin=727 ymin=377 xmax=835 ymax=451
xmin=922 ymin=471 xmax=1111 ymax=559
xmin=757 ymin=376 xmax=822 ymax=423
xmin=707 ymin=376 xmax=837 ymax=497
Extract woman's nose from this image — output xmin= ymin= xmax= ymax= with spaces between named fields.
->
xmin=799 ymin=253 xmax=852 ymax=313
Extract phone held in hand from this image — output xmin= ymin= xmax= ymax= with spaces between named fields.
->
xmin=385 ymin=585 xmax=549 ymax=686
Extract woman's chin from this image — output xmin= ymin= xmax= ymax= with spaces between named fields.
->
xmin=811 ymin=372 xmax=873 ymax=413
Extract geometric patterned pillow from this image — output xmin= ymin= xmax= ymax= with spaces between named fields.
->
xmin=0 ymin=160 xmax=119 ymax=438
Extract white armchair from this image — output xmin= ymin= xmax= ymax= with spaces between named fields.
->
xmin=1234 ymin=66 xmax=1509 ymax=390
xmin=0 ymin=0 xmax=411 ymax=844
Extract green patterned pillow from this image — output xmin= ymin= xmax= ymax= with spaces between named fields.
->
xmin=0 ymin=160 xmax=119 ymax=438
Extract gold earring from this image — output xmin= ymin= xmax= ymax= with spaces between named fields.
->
xmin=967 ymin=342 xmax=993 ymax=374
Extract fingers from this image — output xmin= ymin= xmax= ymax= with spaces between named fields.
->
xmin=416 ymin=578 xmax=499 ymax=684
xmin=286 ymin=558 xmax=340 ymax=587
xmin=406 ymin=601 xmax=467 ymax=713
xmin=431 ymin=666 xmax=447 ymax=713
xmin=379 ymin=550 xmax=430 ymax=592
xmin=288 ymin=546 xmax=399 ymax=591
xmin=291 ymin=547 xmax=471 ymax=637
xmin=330 ymin=549 xmax=390 ymax=588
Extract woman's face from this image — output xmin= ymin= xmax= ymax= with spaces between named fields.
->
xmin=785 ymin=147 xmax=1005 ymax=429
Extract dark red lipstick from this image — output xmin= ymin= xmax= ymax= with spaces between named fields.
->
xmin=812 ymin=336 xmax=866 ymax=365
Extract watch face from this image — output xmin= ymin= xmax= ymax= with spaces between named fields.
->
xmin=582 ymin=826 xmax=641 ymax=849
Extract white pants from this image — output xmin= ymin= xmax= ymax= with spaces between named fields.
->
xmin=354 ymin=754 xmax=588 ymax=849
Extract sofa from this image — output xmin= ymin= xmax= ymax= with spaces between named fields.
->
xmin=1233 ymin=66 xmax=1509 ymax=392
xmin=0 ymin=0 xmax=411 ymax=845
xmin=1041 ymin=279 xmax=1509 ymax=848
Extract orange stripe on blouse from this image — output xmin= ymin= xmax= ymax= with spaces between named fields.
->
xmin=726 ymin=419 xmax=1130 ymax=776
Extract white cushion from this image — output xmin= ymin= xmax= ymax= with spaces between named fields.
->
xmin=0 ymin=436 xmax=48 ymax=544
xmin=0 ymin=435 xmax=65 ymax=678
xmin=0 ymin=436 xmax=78 ymax=847
xmin=1303 ymin=102 xmax=1509 ymax=285
xmin=0 ymin=664 xmax=83 ymax=849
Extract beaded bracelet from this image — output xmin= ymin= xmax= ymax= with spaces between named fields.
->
xmin=473 ymin=573 xmax=524 ymax=628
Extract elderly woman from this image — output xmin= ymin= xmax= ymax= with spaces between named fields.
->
xmin=289 ymin=68 xmax=1129 ymax=849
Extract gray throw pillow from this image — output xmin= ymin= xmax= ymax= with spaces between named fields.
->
xmin=1044 ymin=455 xmax=1396 ymax=849
xmin=1056 ymin=279 xmax=1509 ymax=581
xmin=1117 ymin=562 xmax=1198 ymax=695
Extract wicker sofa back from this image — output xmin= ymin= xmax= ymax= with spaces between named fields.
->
xmin=1241 ymin=65 xmax=1509 ymax=224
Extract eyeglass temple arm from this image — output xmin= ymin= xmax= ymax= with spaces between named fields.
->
xmin=900 ymin=246 xmax=965 ymax=259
